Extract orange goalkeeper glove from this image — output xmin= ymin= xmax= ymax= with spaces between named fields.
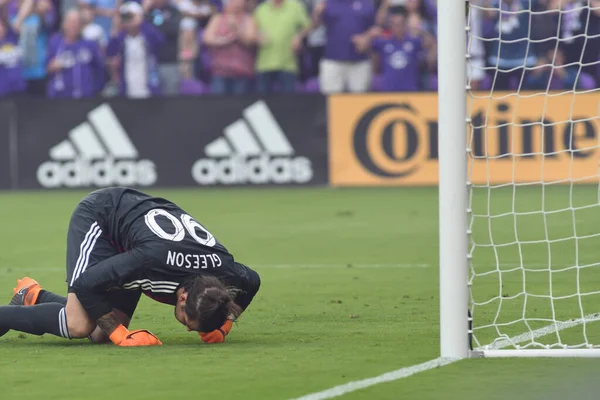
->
xmin=199 ymin=319 xmax=233 ymax=344
xmin=109 ymin=324 xmax=163 ymax=347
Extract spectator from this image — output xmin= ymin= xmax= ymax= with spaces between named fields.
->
xmin=405 ymin=10 xmax=435 ymax=88
xmin=45 ymin=9 xmax=104 ymax=98
xmin=556 ymin=0 xmax=600 ymax=82
xmin=0 ymin=16 xmax=26 ymax=96
xmin=7 ymin=0 xmax=56 ymax=96
xmin=106 ymin=1 xmax=164 ymax=98
xmin=531 ymin=0 xmax=561 ymax=56
xmin=402 ymin=0 xmax=436 ymax=34
xmin=177 ymin=0 xmax=219 ymax=71
xmin=177 ymin=22 xmax=197 ymax=83
xmin=80 ymin=3 xmax=108 ymax=51
xmin=203 ymin=0 xmax=257 ymax=95
xmin=526 ymin=48 xmax=594 ymax=90
xmin=79 ymin=0 xmax=118 ymax=39
xmin=364 ymin=11 xmax=422 ymax=91
xmin=253 ymin=0 xmax=311 ymax=94
xmin=177 ymin=0 xmax=218 ymax=30
xmin=485 ymin=0 xmax=537 ymax=90
xmin=146 ymin=0 xmax=183 ymax=95
xmin=299 ymin=0 xmax=326 ymax=81
xmin=467 ymin=1 xmax=486 ymax=90
xmin=313 ymin=0 xmax=379 ymax=94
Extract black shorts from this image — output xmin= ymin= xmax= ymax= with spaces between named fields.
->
xmin=66 ymin=192 xmax=141 ymax=319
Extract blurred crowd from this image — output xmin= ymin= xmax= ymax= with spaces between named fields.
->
xmin=0 ymin=0 xmax=599 ymax=98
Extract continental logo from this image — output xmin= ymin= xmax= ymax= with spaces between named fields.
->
xmin=328 ymin=93 xmax=600 ymax=186
xmin=352 ymin=102 xmax=435 ymax=178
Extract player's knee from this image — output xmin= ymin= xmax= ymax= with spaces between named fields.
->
xmin=66 ymin=316 xmax=95 ymax=338
xmin=65 ymin=293 xmax=96 ymax=338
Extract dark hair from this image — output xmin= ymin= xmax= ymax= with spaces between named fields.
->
xmin=184 ymin=276 xmax=242 ymax=333
xmin=390 ymin=6 xmax=408 ymax=17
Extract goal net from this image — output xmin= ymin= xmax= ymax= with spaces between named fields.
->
xmin=465 ymin=0 xmax=600 ymax=355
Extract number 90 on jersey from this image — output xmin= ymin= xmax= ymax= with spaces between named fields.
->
xmin=145 ymin=208 xmax=223 ymax=269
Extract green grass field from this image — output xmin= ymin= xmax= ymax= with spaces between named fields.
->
xmin=0 ymin=187 xmax=599 ymax=400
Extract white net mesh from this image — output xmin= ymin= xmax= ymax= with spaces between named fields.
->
xmin=466 ymin=0 xmax=600 ymax=350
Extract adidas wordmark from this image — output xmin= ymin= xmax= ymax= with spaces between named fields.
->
xmin=192 ymin=101 xmax=313 ymax=185
xmin=37 ymin=104 xmax=157 ymax=188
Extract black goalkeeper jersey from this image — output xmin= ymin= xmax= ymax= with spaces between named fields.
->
xmin=69 ymin=187 xmax=258 ymax=316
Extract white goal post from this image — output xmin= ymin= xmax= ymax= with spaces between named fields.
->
xmin=437 ymin=0 xmax=469 ymax=359
xmin=438 ymin=0 xmax=600 ymax=358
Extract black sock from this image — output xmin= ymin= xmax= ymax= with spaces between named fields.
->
xmin=36 ymin=290 xmax=67 ymax=306
xmin=0 ymin=304 xmax=71 ymax=338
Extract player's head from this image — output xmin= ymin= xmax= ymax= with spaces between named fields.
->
xmin=175 ymin=276 xmax=241 ymax=333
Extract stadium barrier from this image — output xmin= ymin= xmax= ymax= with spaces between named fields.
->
xmin=0 ymin=96 xmax=329 ymax=189
xmin=328 ymin=92 xmax=600 ymax=186
xmin=0 ymin=92 xmax=598 ymax=189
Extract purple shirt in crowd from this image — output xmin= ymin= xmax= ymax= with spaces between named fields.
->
xmin=323 ymin=0 xmax=376 ymax=62
xmin=372 ymin=34 xmax=422 ymax=92
xmin=46 ymin=33 xmax=105 ymax=98
xmin=0 ymin=29 xmax=26 ymax=96
xmin=106 ymin=22 xmax=164 ymax=97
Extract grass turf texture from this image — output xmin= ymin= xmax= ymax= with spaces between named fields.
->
xmin=0 ymin=187 xmax=598 ymax=399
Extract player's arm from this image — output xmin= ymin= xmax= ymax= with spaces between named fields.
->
xmin=70 ymin=248 xmax=161 ymax=346
xmin=70 ymin=249 xmax=146 ymax=316
xmin=96 ymin=312 xmax=124 ymax=337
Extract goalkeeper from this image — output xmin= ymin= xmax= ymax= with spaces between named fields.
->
xmin=0 ymin=187 xmax=261 ymax=346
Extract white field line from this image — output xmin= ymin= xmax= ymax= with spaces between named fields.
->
xmin=290 ymin=314 xmax=600 ymax=400
xmin=254 ymin=264 xmax=429 ymax=269
xmin=290 ymin=357 xmax=459 ymax=400
xmin=259 ymin=263 xmax=588 ymax=269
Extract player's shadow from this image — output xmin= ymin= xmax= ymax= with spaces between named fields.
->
xmin=1 ymin=331 xmax=288 ymax=348
xmin=0 ymin=340 xmax=96 ymax=348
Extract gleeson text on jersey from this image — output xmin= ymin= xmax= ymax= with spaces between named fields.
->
xmin=166 ymin=251 xmax=222 ymax=269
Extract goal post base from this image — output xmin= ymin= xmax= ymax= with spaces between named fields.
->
xmin=471 ymin=349 xmax=600 ymax=359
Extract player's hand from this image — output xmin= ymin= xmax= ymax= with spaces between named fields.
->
xmin=118 ymin=330 xmax=163 ymax=347
xmin=110 ymin=324 xmax=163 ymax=347
xmin=199 ymin=319 xmax=232 ymax=344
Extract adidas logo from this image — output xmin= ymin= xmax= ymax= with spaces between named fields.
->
xmin=192 ymin=100 xmax=313 ymax=185
xmin=37 ymin=104 xmax=157 ymax=188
